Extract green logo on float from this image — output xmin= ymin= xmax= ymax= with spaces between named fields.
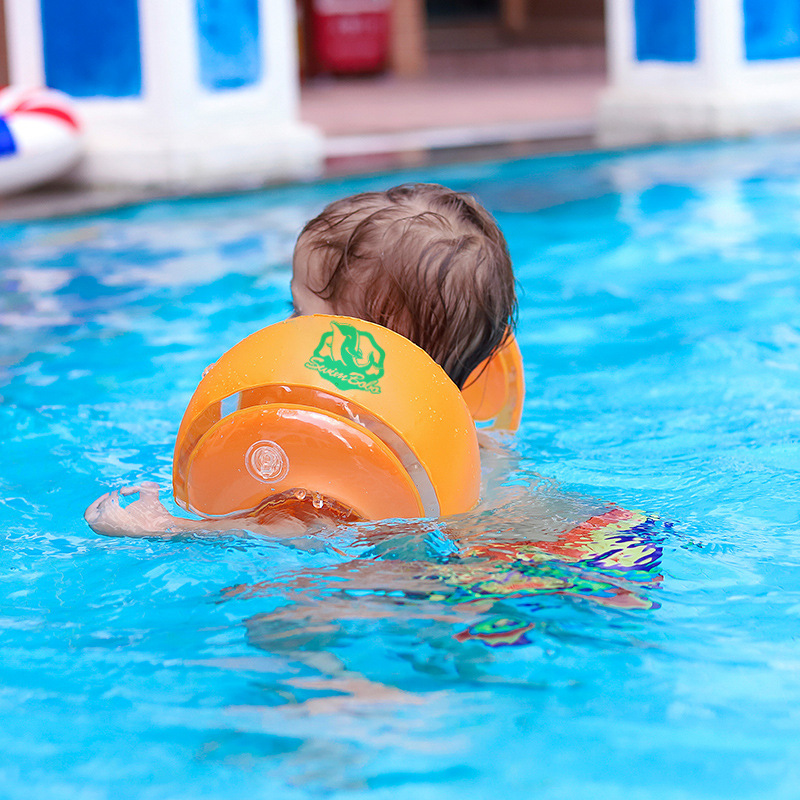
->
xmin=305 ymin=320 xmax=386 ymax=393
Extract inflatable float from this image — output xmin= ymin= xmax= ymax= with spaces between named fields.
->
xmin=173 ymin=315 xmax=525 ymax=523
xmin=463 ymin=333 xmax=524 ymax=432
xmin=0 ymin=86 xmax=81 ymax=194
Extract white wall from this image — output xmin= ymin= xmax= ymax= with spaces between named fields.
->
xmin=5 ymin=0 xmax=323 ymax=188
xmin=600 ymin=0 xmax=800 ymax=146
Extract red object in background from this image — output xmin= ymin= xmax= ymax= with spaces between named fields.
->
xmin=309 ymin=0 xmax=391 ymax=75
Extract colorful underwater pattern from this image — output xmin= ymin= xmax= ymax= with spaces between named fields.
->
xmin=441 ymin=508 xmax=663 ymax=647
xmin=460 ymin=508 xmax=661 ymax=571
xmin=454 ymin=616 xmax=539 ymax=647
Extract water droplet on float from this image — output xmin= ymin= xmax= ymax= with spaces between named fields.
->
xmin=294 ymin=489 xmax=307 ymax=500
xmin=312 ymin=493 xmax=323 ymax=509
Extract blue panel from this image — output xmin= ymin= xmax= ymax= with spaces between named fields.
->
xmin=634 ymin=0 xmax=697 ymax=62
xmin=196 ymin=0 xmax=262 ymax=91
xmin=0 ymin=118 xmax=16 ymax=157
xmin=40 ymin=0 xmax=142 ymax=98
xmin=744 ymin=0 xmax=800 ymax=60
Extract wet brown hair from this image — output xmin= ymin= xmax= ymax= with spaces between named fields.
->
xmin=294 ymin=183 xmax=517 ymax=389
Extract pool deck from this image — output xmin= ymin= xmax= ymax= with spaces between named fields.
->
xmin=303 ymin=57 xmax=605 ymax=172
xmin=0 ymin=53 xmax=606 ymax=221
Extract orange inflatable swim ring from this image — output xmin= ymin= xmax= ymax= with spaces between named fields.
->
xmin=173 ymin=315 xmax=481 ymax=523
xmin=462 ymin=333 xmax=525 ymax=432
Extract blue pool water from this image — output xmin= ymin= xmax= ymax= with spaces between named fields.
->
xmin=3 ymin=136 xmax=800 ymax=799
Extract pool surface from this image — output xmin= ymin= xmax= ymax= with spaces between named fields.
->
xmin=2 ymin=136 xmax=800 ymax=799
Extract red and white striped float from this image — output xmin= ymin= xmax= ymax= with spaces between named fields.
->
xmin=0 ymin=86 xmax=82 ymax=194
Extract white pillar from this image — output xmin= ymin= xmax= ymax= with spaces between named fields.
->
xmin=5 ymin=0 xmax=323 ymax=188
xmin=600 ymin=0 xmax=800 ymax=146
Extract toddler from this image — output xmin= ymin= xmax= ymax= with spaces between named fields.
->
xmin=85 ymin=183 xmax=518 ymax=537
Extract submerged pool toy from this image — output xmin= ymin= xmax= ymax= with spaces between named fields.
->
xmin=173 ymin=315 xmax=482 ymax=522
xmin=462 ymin=333 xmax=524 ymax=432
xmin=0 ymin=87 xmax=81 ymax=195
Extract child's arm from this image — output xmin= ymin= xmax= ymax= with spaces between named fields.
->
xmin=84 ymin=483 xmax=307 ymax=539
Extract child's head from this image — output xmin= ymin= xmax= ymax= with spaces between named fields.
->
xmin=291 ymin=183 xmax=517 ymax=389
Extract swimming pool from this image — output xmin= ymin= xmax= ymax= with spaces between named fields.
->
xmin=2 ymin=135 xmax=800 ymax=799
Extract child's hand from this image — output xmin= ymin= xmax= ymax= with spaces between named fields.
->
xmin=84 ymin=482 xmax=177 ymax=537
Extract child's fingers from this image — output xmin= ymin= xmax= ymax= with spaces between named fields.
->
xmin=119 ymin=482 xmax=160 ymax=501
xmin=84 ymin=490 xmax=128 ymax=535
xmin=85 ymin=490 xmax=117 ymax=519
xmin=139 ymin=482 xmax=161 ymax=500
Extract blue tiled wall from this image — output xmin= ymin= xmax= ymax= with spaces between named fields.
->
xmin=40 ymin=0 xmax=142 ymax=97
xmin=744 ymin=0 xmax=800 ymax=60
xmin=196 ymin=0 xmax=262 ymax=91
xmin=634 ymin=0 xmax=697 ymax=62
